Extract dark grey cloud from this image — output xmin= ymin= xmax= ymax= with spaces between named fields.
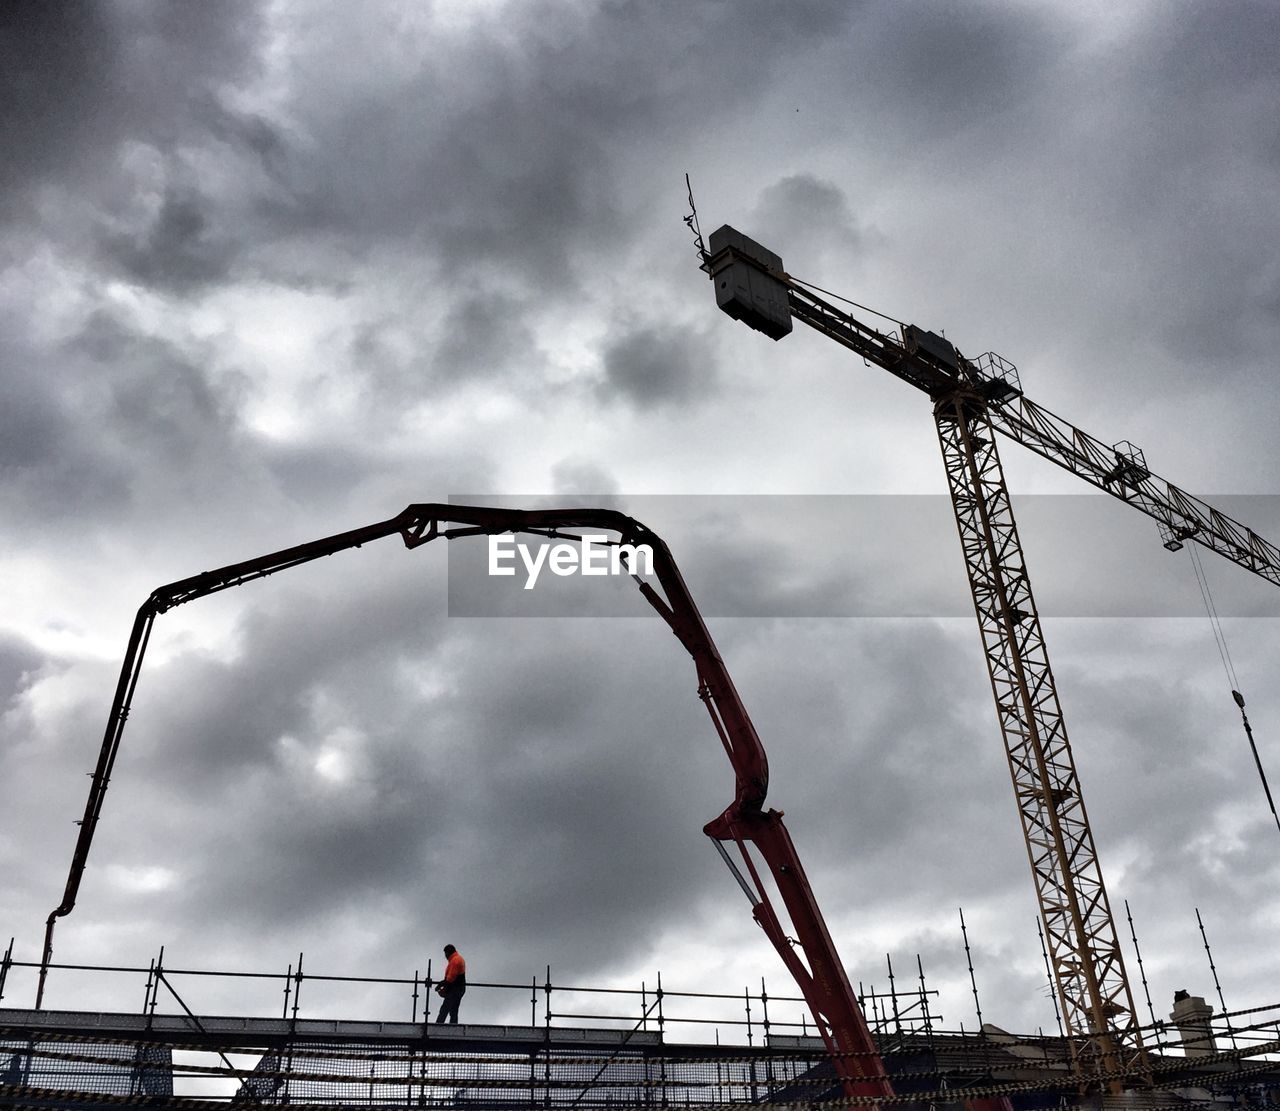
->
xmin=751 ymin=175 xmax=869 ymax=273
xmin=720 ymin=1 xmax=1279 ymax=438
xmin=431 ymin=291 xmax=540 ymax=386
xmin=549 ymin=459 xmax=620 ymax=498
xmin=0 ymin=1 xmax=124 ymax=214
xmin=1048 ymin=626 xmax=1280 ymax=871
xmin=1 ymin=0 xmax=861 ymax=441
xmin=1038 ymin=6 xmax=1280 ymax=375
xmin=0 ymin=330 xmax=134 ymax=520
xmin=597 ymin=322 xmax=716 ymax=409
xmin=0 ymin=633 xmax=43 ymax=708
xmin=257 ymin=441 xmax=460 ymax=508
xmin=843 ymin=1 xmax=1066 ymax=144
xmin=0 ymin=345 xmax=73 ymax=471
xmin=73 ymin=311 xmax=238 ymax=451
xmin=262 ymin=1 xmax=861 ymax=278
xmin=0 ymin=0 xmax=267 ymax=218
xmin=98 ymin=183 xmax=238 ymax=292
xmin=196 ymin=95 xmax=289 ymax=175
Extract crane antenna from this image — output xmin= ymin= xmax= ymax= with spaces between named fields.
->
xmin=683 ymin=174 xmax=710 ymax=271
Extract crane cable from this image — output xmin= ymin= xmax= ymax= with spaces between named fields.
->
xmin=785 ymin=273 xmax=907 ymax=329
xmin=1188 ymin=542 xmax=1239 ymax=690
xmin=1187 ymin=543 xmax=1280 ymax=837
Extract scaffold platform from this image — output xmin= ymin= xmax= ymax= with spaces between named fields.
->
xmin=4 ymin=1003 xmax=1280 ymax=1111
xmin=2 ymin=948 xmax=1278 ymax=1109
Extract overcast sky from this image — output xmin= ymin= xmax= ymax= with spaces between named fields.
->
xmin=2 ymin=0 xmax=1279 ymax=1045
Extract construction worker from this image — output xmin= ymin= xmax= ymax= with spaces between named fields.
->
xmin=434 ymin=944 xmax=466 ymax=1024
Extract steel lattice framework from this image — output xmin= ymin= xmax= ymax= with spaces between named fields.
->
xmin=933 ymin=390 xmax=1146 ymax=1083
xmin=702 ymin=223 xmax=1280 ymax=1090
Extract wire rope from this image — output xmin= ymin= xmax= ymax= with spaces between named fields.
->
xmin=1188 ymin=543 xmax=1239 ymax=689
xmin=785 ymin=274 xmax=906 ymax=329
xmin=1187 ymin=544 xmax=1280 ymax=836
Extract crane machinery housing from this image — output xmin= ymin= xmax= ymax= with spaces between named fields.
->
xmin=703 ymin=222 xmax=1280 ymax=1093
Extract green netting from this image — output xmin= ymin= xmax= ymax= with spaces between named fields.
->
xmin=3 ymin=1023 xmax=1278 ymax=1109
xmin=238 ymin=1043 xmax=837 ymax=1107
xmin=2 ymin=1038 xmax=172 ymax=1099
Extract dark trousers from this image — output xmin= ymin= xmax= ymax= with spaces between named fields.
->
xmin=435 ymin=984 xmax=465 ymax=1024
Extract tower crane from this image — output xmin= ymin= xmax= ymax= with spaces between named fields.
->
xmin=703 ymin=224 xmax=1280 ymax=1091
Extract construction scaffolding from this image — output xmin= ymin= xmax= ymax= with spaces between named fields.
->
xmin=1 ymin=949 xmax=1278 ymax=1110
xmin=3 ymin=1013 xmax=1280 ymax=1110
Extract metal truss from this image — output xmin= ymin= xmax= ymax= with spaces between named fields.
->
xmin=932 ymin=389 xmax=1149 ymax=1088
xmin=705 ymin=230 xmax=1280 ymax=1092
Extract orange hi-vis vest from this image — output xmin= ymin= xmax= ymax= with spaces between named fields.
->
xmin=444 ymin=951 xmax=466 ymax=984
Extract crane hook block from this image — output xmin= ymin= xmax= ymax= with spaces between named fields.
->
xmin=706 ymin=225 xmax=793 ymax=340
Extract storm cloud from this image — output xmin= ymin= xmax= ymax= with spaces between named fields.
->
xmin=3 ymin=0 xmax=1278 ymax=1043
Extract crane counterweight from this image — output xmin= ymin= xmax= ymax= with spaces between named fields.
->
xmin=706 ymin=225 xmax=792 ymax=340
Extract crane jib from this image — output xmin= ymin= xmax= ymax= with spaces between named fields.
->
xmin=706 ymin=224 xmax=1278 ymax=590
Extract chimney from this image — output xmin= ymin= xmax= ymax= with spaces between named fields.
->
xmin=1170 ymin=990 xmax=1217 ymax=1057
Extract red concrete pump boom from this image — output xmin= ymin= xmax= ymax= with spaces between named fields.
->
xmin=37 ymin=504 xmax=891 ymax=1104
